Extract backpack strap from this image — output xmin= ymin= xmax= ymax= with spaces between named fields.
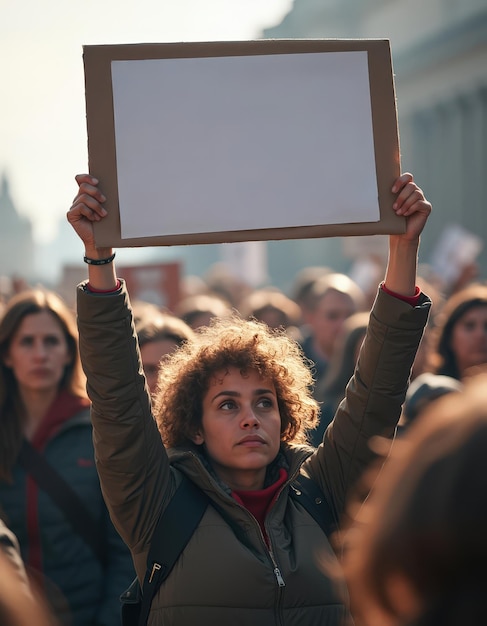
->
xmin=122 ymin=473 xmax=332 ymax=626
xmin=136 ymin=475 xmax=209 ymax=626
xmin=290 ymin=473 xmax=339 ymax=539
xmin=18 ymin=439 xmax=107 ymax=567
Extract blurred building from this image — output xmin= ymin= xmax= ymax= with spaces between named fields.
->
xmin=264 ymin=0 xmax=487 ymax=284
xmin=166 ymin=0 xmax=487 ymax=293
xmin=2 ymin=3 xmax=486 ymax=296
xmin=0 ymin=173 xmax=34 ymax=282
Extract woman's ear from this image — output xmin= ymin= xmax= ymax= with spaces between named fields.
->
xmin=192 ymin=431 xmax=204 ymax=445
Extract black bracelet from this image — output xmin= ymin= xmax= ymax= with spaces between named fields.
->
xmin=83 ymin=252 xmax=116 ymax=265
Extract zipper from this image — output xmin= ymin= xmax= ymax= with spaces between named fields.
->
xmin=269 ymin=549 xmax=286 ymax=587
xmin=148 ymin=562 xmax=162 ymax=583
xmin=224 ymin=494 xmax=287 ymax=588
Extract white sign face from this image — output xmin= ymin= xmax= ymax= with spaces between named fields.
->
xmin=111 ymin=50 xmax=379 ymax=240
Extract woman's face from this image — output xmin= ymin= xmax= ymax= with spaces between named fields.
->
xmin=310 ymin=290 xmax=357 ymax=360
xmin=140 ymin=338 xmax=179 ymax=395
xmin=450 ymin=304 xmax=487 ymax=375
xmin=194 ymin=366 xmax=282 ymax=491
xmin=3 ymin=311 xmax=71 ymax=396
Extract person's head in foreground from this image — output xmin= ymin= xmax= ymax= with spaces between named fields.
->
xmin=337 ymin=372 xmax=487 ymax=626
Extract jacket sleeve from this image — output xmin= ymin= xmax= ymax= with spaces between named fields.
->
xmin=76 ymin=280 xmax=172 ymax=557
xmin=304 ymin=286 xmax=431 ymax=520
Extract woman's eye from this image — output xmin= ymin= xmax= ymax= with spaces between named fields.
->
xmin=220 ymin=399 xmax=237 ymax=410
xmin=257 ymin=397 xmax=273 ymax=409
xmin=45 ymin=336 xmax=61 ymax=346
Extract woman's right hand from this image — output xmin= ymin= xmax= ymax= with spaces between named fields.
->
xmin=67 ymin=174 xmax=110 ymax=256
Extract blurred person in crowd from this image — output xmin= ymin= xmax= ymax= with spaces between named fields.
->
xmin=311 ymin=312 xmax=370 ymax=446
xmin=238 ymin=287 xmax=303 ymax=341
xmin=66 ymin=170 xmax=431 ymax=626
xmin=427 ymin=283 xmax=487 ymax=380
xmin=299 ymin=272 xmax=366 ymax=391
xmin=398 ymin=372 xmax=463 ymax=433
xmin=0 ymin=288 xmax=134 ymax=626
xmin=175 ymin=292 xmax=233 ymax=330
xmin=289 ymin=265 xmax=331 ymax=326
xmin=131 ymin=299 xmax=165 ymax=329
xmin=337 ymin=371 xmax=487 ymax=626
xmin=136 ymin=310 xmax=195 ymax=395
xmin=179 ymin=274 xmax=208 ymax=300
xmin=204 ymin=262 xmax=252 ymax=309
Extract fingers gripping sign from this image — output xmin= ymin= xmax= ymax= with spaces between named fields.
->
xmin=67 ymin=174 xmax=108 ymax=250
xmin=391 ymin=172 xmax=432 ymax=242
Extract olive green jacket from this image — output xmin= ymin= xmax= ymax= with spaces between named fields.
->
xmin=76 ymin=281 xmax=430 ymax=626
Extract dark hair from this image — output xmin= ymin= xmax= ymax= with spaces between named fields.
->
xmin=430 ymin=283 xmax=487 ymax=379
xmin=402 ymin=373 xmax=463 ymax=426
xmin=0 ymin=289 xmax=86 ymax=480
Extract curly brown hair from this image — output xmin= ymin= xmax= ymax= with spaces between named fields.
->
xmin=153 ymin=313 xmax=319 ymax=448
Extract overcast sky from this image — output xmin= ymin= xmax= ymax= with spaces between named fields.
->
xmin=0 ymin=0 xmax=292 ymax=242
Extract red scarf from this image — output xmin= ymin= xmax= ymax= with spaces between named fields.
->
xmin=232 ymin=468 xmax=288 ymax=544
xmin=25 ymin=390 xmax=90 ymax=573
xmin=31 ymin=390 xmax=90 ymax=451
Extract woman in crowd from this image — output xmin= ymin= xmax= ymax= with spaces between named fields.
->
xmin=67 ymin=171 xmax=431 ymax=626
xmin=174 ymin=292 xmax=232 ymax=330
xmin=427 ymin=283 xmax=487 ymax=380
xmin=238 ymin=287 xmax=303 ymax=341
xmin=135 ymin=309 xmax=195 ymax=396
xmin=0 ymin=288 xmax=134 ymax=625
xmin=298 ymin=271 xmax=366 ymax=392
xmin=338 ymin=371 xmax=487 ymax=626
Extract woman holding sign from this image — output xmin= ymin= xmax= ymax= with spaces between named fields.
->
xmin=67 ymin=171 xmax=431 ymax=626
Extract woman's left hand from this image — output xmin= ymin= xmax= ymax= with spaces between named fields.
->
xmin=391 ymin=173 xmax=432 ymax=242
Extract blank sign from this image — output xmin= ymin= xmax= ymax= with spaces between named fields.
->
xmin=111 ymin=51 xmax=378 ymax=239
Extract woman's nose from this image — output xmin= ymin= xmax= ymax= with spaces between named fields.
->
xmin=33 ymin=340 xmax=48 ymax=358
xmin=241 ymin=407 xmax=259 ymax=429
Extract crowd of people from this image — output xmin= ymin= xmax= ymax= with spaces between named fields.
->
xmin=0 ymin=168 xmax=485 ymax=626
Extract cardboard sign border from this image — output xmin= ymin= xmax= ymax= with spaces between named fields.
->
xmin=83 ymin=39 xmax=404 ymax=248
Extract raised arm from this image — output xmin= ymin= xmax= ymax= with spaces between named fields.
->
xmin=67 ymin=174 xmax=172 ymax=561
xmin=386 ymin=172 xmax=432 ymax=296
xmin=305 ymin=172 xmax=432 ymax=519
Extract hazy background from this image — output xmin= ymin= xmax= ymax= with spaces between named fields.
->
xmin=0 ymin=0 xmax=292 ymax=244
